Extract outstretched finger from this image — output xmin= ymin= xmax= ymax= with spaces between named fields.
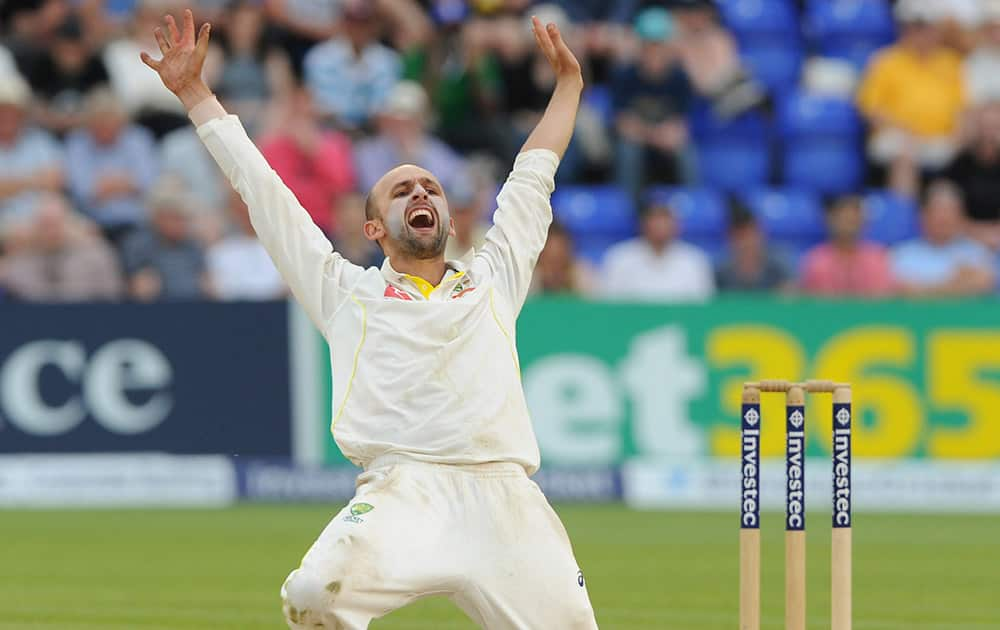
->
xmin=153 ymin=27 xmax=171 ymax=55
xmin=547 ymin=22 xmax=568 ymax=53
xmin=140 ymin=51 xmax=162 ymax=71
xmin=531 ymin=18 xmax=546 ymax=53
xmin=195 ymin=22 xmax=212 ymax=57
xmin=182 ymin=8 xmax=196 ymax=44
xmin=165 ymin=14 xmax=180 ymax=46
xmin=531 ymin=16 xmax=557 ymax=61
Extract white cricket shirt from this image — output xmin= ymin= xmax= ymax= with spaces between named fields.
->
xmin=196 ymin=113 xmax=557 ymax=474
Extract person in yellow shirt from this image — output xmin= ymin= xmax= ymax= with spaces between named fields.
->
xmin=856 ymin=0 xmax=966 ymax=197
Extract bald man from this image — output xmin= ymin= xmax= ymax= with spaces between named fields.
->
xmin=143 ymin=9 xmax=598 ymax=630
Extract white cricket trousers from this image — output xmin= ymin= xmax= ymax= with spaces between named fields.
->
xmin=280 ymin=455 xmax=599 ymax=629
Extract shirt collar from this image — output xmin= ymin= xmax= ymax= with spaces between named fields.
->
xmin=380 ymin=257 xmax=468 ymax=299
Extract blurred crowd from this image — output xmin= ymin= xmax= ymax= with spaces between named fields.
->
xmin=2 ymin=0 xmax=1000 ymax=304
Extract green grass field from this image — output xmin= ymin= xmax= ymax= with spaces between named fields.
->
xmin=2 ymin=505 xmax=997 ymax=629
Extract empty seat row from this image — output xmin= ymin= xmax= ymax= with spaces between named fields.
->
xmin=689 ymin=92 xmax=863 ymax=194
xmin=717 ymin=0 xmax=895 ymax=88
xmin=550 ymin=185 xmax=919 ymax=265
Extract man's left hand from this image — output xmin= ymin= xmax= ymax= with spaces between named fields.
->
xmin=531 ymin=16 xmax=582 ymax=88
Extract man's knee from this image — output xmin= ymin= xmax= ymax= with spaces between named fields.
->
xmin=281 ymin=568 xmax=347 ymax=627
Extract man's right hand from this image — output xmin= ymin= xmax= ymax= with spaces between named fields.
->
xmin=140 ymin=8 xmax=213 ymax=111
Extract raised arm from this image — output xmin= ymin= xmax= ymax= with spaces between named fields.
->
xmin=475 ymin=17 xmax=583 ymax=313
xmin=141 ymin=10 xmax=363 ymax=332
xmin=520 ymin=17 xmax=583 ymax=159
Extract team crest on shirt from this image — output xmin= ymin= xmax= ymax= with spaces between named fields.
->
xmin=343 ymin=502 xmax=375 ymax=523
xmin=384 ymin=285 xmax=413 ymax=301
xmin=451 ymin=282 xmax=476 ymax=299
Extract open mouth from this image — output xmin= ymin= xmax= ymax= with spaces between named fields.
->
xmin=407 ymin=206 xmax=437 ymax=230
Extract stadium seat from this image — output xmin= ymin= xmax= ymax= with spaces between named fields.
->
xmin=778 ymin=91 xmax=863 ymax=193
xmin=739 ymin=44 xmax=804 ymax=95
xmin=717 ymin=0 xmax=799 ymax=37
xmin=804 ymin=0 xmax=895 ymax=71
xmin=742 ymin=188 xmax=826 ymax=257
xmin=862 ymin=191 xmax=919 ymax=245
xmin=645 ymin=186 xmax=728 ymax=260
xmin=717 ymin=0 xmax=803 ymax=91
xmin=690 ymin=106 xmax=772 ymax=191
xmin=550 ymin=186 xmax=638 ymax=265
xmin=582 ymin=84 xmax=614 ymax=126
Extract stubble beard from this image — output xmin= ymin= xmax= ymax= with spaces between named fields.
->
xmin=397 ymin=224 xmax=448 ymax=259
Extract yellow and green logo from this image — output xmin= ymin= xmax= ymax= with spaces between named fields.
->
xmin=350 ymin=503 xmax=374 ymax=516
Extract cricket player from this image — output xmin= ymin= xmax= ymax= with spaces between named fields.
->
xmin=142 ymin=9 xmax=597 ymax=629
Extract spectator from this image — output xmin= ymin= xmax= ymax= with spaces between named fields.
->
xmin=303 ymin=0 xmax=403 ymax=130
xmin=65 ymin=87 xmax=159 ymax=246
xmin=964 ymin=0 xmax=1000 ymax=105
xmin=945 ymin=102 xmax=1000 ymax=248
xmin=214 ymin=1 xmax=285 ymax=136
xmin=207 ymin=189 xmax=285 ymax=300
xmin=1 ymin=0 xmax=68 ymax=81
xmin=102 ymin=0 xmax=222 ymax=137
xmin=933 ymin=0 xmax=984 ymax=54
xmin=612 ymin=7 xmax=694 ymax=199
xmin=551 ymin=0 xmax=638 ymax=25
xmin=403 ymin=6 xmax=510 ymax=159
xmin=355 ymin=81 xmax=468 ymax=196
xmin=0 ymin=45 xmax=16 ymax=78
xmin=376 ymin=0 xmax=435 ymax=53
xmin=493 ymin=5 xmax=603 ymax=182
xmin=260 ymin=85 xmax=355 ymax=235
xmin=122 ymin=183 xmax=208 ymax=301
xmin=599 ymin=201 xmax=715 ymax=301
xmin=21 ymin=16 xmax=110 ymax=136
xmin=443 ymin=176 xmax=489 ymax=261
xmin=0 ymin=192 xmax=122 ymax=302
xmin=800 ymin=195 xmax=896 ymax=297
xmin=330 ymin=192 xmax=384 ymax=268
xmin=159 ymin=124 xmax=228 ymax=222
xmin=0 ymin=72 xmax=63 ymax=235
xmin=673 ymin=0 xmax=766 ymax=118
xmin=891 ymin=180 xmax=995 ymax=297
xmin=550 ymin=0 xmax=638 ymax=84
xmin=262 ymin=0 xmax=341 ymax=76
xmin=715 ymin=203 xmax=792 ymax=292
xmin=530 ymin=220 xmax=596 ymax=296
xmin=856 ymin=0 xmax=966 ymax=197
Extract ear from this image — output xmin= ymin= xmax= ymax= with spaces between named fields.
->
xmin=447 ymin=216 xmax=456 ymax=238
xmin=363 ymin=219 xmax=385 ymax=242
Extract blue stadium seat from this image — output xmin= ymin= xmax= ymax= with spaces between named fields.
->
xmin=646 ymin=187 xmax=729 ymax=260
xmin=645 ymin=187 xmax=727 ymax=237
xmin=743 ymin=188 xmax=826 ymax=256
xmin=690 ymin=107 xmax=772 ymax=191
xmin=550 ymin=186 xmax=638 ymax=265
xmin=805 ymin=0 xmax=895 ymax=71
xmin=779 ymin=91 xmax=863 ymax=193
xmin=574 ymin=239 xmax=619 ymax=266
xmin=717 ymin=0 xmax=799 ymax=37
xmin=696 ymin=144 xmax=772 ymax=192
xmin=862 ymin=191 xmax=919 ymax=245
xmin=718 ymin=0 xmax=803 ymax=91
xmin=582 ymin=84 xmax=614 ymax=126
xmin=739 ymin=44 xmax=804 ymax=94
